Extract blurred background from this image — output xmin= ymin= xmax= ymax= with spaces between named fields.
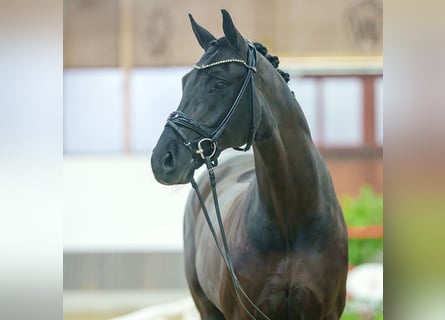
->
xmin=63 ymin=0 xmax=383 ymax=319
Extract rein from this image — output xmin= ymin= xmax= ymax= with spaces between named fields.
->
xmin=191 ymin=158 xmax=271 ymax=320
xmin=165 ymin=40 xmax=271 ymax=320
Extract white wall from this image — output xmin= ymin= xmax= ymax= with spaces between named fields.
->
xmin=64 ymin=68 xmax=382 ymax=155
xmin=63 ymin=155 xmax=191 ymax=252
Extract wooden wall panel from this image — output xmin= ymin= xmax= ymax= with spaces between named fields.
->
xmin=64 ymin=0 xmax=119 ymax=67
xmin=325 ymin=157 xmax=383 ymax=196
xmin=132 ymin=0 xmax=260 ymax=66
xmin=274 ymin=0 xmax=382 ymax=57
xmin=64 ymin=0 xmax=382 ymax=67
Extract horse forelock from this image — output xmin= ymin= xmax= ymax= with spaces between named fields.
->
xmin=195 ymin=37 xmax=241 ymax=67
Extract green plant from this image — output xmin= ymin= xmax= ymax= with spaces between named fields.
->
xmin=340 ymin=185 xmax=383 ymax=266
xmin=340 ymin=311 xmax=383 ymax=320
xmin=341 ymin=185 xmax=383 ymax=226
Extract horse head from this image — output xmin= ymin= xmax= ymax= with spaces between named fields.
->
xmin=151 ymin=10 xmax=261 ymax=185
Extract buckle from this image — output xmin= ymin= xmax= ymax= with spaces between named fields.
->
xmin=196 ymin=138 xmax=217 ymax=160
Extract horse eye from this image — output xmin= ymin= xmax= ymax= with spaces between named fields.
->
xmin=214 ymin=81 xmax=227 ymax=91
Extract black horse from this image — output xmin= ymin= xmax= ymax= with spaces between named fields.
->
xmin=151 ymin=10 xmax=348 ymax=320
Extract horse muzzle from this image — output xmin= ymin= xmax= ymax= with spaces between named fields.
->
xmin=151 ymin=130 xmax=196 ymax=185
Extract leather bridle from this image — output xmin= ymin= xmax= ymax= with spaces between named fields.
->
xmin=166 ymin=40 xmax=258 ymax=167
xmin=163 ymin=40 xmax=271 ymax=320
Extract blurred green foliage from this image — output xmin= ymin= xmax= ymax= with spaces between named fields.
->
xmin=341 ymin=185 xmax=383 ymax=226
xmin=341 ymin=311 xmax=383 ymax=319
xmin=340 ymin=185 xmax=383 ymax=266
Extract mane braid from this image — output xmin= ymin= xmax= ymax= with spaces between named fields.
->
xmin=253 ymin=42 xmax=290 ymax=83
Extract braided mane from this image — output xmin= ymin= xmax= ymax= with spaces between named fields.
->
xmin=253 ymin=42 xmax=290 ymax=83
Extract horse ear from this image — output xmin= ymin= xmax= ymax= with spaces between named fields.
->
xmin=189 ymin=14 xmax=216 ymax=50
xmin=221 ymin=9 xmax=246 ymax=53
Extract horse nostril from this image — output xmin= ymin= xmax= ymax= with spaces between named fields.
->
xmin=161 ymin=152 xmax=175 ymax=170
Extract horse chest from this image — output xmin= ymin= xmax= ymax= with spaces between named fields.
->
xmin=197 ymin=230 xmax=323 ymax=301
xmin=219 ymin=249 xmax=327 ymax=319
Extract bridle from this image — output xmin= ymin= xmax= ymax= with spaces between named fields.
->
xmin=166 ymin=39 xmax=258 ymax=167
xmin=163 ymin=40 xmax=272 ymax=320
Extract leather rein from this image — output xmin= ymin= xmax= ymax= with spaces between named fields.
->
xmin=165 ymin=41 xmax=272 ymax=320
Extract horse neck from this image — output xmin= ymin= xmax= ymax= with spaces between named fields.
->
xmin=252 ymin=71 xmax=329 ymax=235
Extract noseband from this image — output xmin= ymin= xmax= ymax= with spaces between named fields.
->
xmin=166 ymin=40 xmax=258 ymax=166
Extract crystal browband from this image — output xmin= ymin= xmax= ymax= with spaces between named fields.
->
xmin=194 ymin=58 xmax=256 ymax=71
